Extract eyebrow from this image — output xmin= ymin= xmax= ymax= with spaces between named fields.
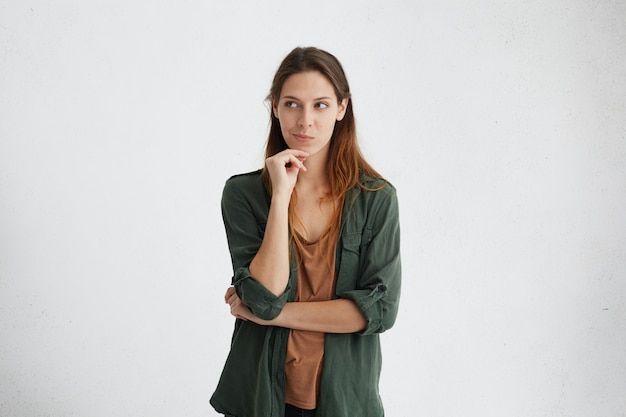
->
xmin=281 ymin=95 xmax=334 ymax=101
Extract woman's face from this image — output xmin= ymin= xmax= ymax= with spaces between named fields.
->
xmin=273 ymin=71 xmax=348 ymax=160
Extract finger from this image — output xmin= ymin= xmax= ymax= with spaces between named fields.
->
xmin=274 ymin=150 xmax=309 ymax=164
xmin=270 ymin=149 xmax=306 ymax=160
xmin=224 ymin=286 xmax=235 ymax=303
xmin=281 ymin=149 xmax=309 ymax=159
xmin=285 ymin=154 xmax=307 ymax=171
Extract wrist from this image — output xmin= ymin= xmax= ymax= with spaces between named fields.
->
xmin=271 ymin=189 xmax=292 ymax=204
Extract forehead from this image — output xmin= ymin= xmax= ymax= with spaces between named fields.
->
xmin=280 ymin=71 xmax=337 ymax=100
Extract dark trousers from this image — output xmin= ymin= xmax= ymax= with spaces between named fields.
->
xmin=285 ymin=403 xmax=316 ymax=417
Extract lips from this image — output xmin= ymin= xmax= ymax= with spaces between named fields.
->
xmin=293 ymin=134 xmax=313 ymax=142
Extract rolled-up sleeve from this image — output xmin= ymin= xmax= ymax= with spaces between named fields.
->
xmin=337 ymin=185 xmax=401 ymax=335
xmin=232 ymin=266 xmax=290 ymax=320
xmin=221 ymin=174 xmax=290 ymax=320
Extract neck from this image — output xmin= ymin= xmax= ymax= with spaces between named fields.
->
xmin=297 ymin=149 xmax=329 ymax=191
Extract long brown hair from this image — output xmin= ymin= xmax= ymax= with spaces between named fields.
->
xmin=263 ymin=47 xmax=383 ymax=258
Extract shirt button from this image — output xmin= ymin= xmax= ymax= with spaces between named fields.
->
xmin=378 ymin=285 xmax=387 ymax=292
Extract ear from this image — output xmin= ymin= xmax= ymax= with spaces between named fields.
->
xmin=272 ymin=100 xmax=279 ymax=119
xmin=336 ymin=98 xmax=349 ymax=121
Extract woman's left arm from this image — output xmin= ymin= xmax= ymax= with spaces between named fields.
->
xmin=334 ymin=185 xmax=401 ymax=335
xmin=225 ymin=286 xmax=366 ymax=333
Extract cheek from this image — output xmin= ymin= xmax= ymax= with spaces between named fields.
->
xmin=277 ymin=112 xmax=294 ymax=127
xmin=277 ymin=116 xmax=293 ymax=138
xmin=321 ymin=115 xmax=338 ymax=130
xmin=277 ymin=116 xmax=291 ymax=132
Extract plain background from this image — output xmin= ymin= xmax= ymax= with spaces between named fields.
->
xmin=1 ymin=1 xmax=625 ymax=416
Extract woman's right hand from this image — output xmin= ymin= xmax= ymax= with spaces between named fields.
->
xmin=265 ymin=149 xmax=309 ymax=197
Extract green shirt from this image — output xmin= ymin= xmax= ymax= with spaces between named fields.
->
xmin=210 ymin=170 xmax=401 ymax=417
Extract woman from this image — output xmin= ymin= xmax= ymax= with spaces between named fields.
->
xmin=210 ymin=47 xmax=401 ymax=417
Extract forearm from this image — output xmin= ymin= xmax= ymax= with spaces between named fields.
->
xmin=260 ymin=299 xmax=367 ymax=334
xmin=249 ymin=192 xmax=291 ymax=296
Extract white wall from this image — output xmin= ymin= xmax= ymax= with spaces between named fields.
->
xmin=1 ymin=1 xmax=625 ymax=416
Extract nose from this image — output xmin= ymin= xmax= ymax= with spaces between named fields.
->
xmin=298 ymin=107 xmax=313 ymax=127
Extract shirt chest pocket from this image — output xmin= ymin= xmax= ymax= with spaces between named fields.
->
xmin=335 ymin=228 xmax=373 ymax=292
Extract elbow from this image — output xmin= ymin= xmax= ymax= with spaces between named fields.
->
xmin=249 ymin=260 xmax=289 ymax=297
xmin=337 ymin=284 xmax=400 ymax=335
xmin=360 ymin=301 xmax=400 ymax=335
xmin=380 ymin=308 xmax=399 ymax=332
xmin=233 ymin=267 xmax=291 ymax=321
xmin=362 ymin=315 xmax=397 ymax=335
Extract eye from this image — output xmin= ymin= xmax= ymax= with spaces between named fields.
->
xmin=284 ymin=101 xmax=298 ymax=108
xmin=316 ymin=102 xmax=329 ymax=109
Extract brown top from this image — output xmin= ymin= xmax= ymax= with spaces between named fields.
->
xmin=285 ymin=232 xmax=338 ymax=410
